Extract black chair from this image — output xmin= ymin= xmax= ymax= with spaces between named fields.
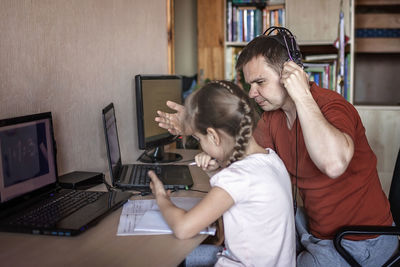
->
xmin=334 ymin=148 xmax=400 ymax=267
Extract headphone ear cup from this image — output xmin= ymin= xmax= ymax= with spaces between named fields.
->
xmin=264 ymin=27 xmax=303 ymax=68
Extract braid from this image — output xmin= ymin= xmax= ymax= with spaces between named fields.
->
xmin=227 ymin=98 xmax=253 ymax=166
xmin=185 ymin=80 xmax=256 ymax=167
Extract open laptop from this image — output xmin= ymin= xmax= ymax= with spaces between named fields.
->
xmin=102 ymin=103 xmax=193 ymax=192
xmin=0 ymin=112 xmax=131 ymax=236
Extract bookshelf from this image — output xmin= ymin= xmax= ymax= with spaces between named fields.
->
xmin=353 ymin=0 xmax=400 ymax=105
xmin=196 ymin=0 xmax=399 ymax=202
xmin=220 ymin=0 xmax=354 ymax=102
xmin=224 ymin=1 xmax=286 ymax=83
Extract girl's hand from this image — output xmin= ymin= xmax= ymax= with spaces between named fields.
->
xmin=155 ymin=101 xmax=191 ymax=136
xmin=148 ymin=171 xmax=171 ymax=198
xmin=194 ymin=152 xmax=220 ymax=171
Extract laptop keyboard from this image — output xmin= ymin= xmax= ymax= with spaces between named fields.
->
xmin=6 ymin=190 xmax=105 ymax=228
xmin=129 ymin=164 xmax=162 ymax=186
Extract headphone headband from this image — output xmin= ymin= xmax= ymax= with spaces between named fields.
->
xmin=263 ymin=26 xmax=303 ymax=67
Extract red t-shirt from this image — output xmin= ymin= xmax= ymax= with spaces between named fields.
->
xmin=254 ymin=82 xmax=393 ymax=240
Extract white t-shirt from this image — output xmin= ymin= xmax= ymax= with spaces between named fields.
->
xmin=210 ymin=148 xmax=295 ymax=267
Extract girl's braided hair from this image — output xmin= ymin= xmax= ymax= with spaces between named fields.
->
xmin=184 ymin=80 xmax=258 ymax=166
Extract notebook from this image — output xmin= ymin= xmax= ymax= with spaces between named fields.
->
xmin=102 ymin=103 xmax=193 ymax=192
xmin=0 ymin=112 xmax=131 ymax=236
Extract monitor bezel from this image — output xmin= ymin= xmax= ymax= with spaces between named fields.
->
xmin=0 ymin=112 xmax=58 ymax=208
xmin=135 ymin=74 xmax=182 ymax=151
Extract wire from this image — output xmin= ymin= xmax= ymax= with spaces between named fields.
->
xmin=186 ymin=188 xmax=208 ymax=194
xmin=294 ymin=113 xmax=298 ymax=215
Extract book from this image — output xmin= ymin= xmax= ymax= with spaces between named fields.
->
xmin=134 ymin=197 xmax=216 ymax=235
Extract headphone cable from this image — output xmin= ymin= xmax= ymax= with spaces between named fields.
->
xmin=294 ymin=113 xmax=298 ymax=215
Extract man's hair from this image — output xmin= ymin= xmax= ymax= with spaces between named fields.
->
xmin=236 ymin=35 xmax=290 ymax=74
xmin=184 ymin=81 xmax=258 ymax=165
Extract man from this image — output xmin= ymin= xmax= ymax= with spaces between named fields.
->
xmin=155 ymin=30 xmax=398 ymax=266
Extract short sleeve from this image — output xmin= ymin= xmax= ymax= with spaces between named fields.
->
xmin=320 ymin=99 xmax=359 ymax=142
xmin=210 ymin=166 xmax=250 ymax=203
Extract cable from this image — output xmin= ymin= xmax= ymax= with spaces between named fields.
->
xmin=294 ymin=113 xmax=298 ymax=215
xmin=184 ymin=186 xmax=208 ymax=194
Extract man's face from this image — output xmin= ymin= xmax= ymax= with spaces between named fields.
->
xmin=242 ymin=56 xmax=288 ymax=112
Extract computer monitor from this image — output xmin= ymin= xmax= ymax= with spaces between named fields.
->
xmin=135 ymin=74 xmax=183 ymax=163
xmin=0 ymin=112 xmax=57 ymax=203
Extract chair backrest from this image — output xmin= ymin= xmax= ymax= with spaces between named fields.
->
xmin=389 ymin=148 xmax=400 ymax=226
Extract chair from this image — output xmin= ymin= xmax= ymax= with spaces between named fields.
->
xmin=334 ymin=148 xmax=400 ymax=267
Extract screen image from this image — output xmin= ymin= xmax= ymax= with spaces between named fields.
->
xmin=103 ymin=107 xmax=121 ymax=169
xmin=141 ymin=79 xmax=182 ymax=143
xmin=0 ymin=116 xmax=56 ymax=203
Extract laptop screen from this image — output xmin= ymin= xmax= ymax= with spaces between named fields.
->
xmin=102 ymin=104 xmax=122 ymax=181
xmin=0 ymin=113 xmax=57 ymax=203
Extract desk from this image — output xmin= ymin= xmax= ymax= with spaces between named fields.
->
xmin=0 ymin=149 xmax=212 ymax=267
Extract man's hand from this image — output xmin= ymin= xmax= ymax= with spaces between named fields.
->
xmin=155 ymin=101 xmax=191 ymax=136
xmin=280 ymin=61 xmax=311 ymax=102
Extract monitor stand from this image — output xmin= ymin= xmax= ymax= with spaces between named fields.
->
xmin=138 ymin=146 xmax=182 ymax=163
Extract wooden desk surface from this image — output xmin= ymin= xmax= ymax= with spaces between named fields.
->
xmin=0 ymin=149 xmax=211 ymax=267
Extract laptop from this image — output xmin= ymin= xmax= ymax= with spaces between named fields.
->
xmin=0 ymin=112 xmax=131 ymax=236
xmin=102 ymin=103 xmax=193 ymax=191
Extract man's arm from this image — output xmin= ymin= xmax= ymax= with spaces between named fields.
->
xmin=281 ymin=61 xmax=354 ymax=178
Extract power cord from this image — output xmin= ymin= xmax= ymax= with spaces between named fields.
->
xmin=184 ymin=186 xmax=208 ymax=194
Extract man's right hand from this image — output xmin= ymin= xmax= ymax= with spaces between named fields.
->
xmin=155 ymin=100 xmax=189 ymax=136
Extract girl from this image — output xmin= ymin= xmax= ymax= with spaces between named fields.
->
xmin=148 ymin=81 xmax=295 ymax=266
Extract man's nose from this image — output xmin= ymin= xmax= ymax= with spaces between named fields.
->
xmin=248 ymin=86 xmax=258 ymax=98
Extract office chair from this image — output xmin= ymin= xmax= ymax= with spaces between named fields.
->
xmin=334 ymin=148 xmax=400 ymax=267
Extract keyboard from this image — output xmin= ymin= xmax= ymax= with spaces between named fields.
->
xmin=6 ymin=190 xmax=105 ymax=228
xmin=129 ymin=164 xmax=162 ymax=186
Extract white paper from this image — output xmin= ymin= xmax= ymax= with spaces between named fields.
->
xmin=117 ymin=197 xmax=216 ymax=236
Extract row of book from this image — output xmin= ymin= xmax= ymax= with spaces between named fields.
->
xmin=303 ymin=53 xmax=351 ymax=101
xmin=226 ymin=2 xmax=285 ymax=43
xmin=356 ymin=28 xmax=400 ymax=38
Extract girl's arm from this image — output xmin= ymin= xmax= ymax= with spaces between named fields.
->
xmin=148 ymin=171 xmax=233 ymax=240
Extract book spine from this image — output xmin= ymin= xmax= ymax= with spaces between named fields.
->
xmin=227 ymin=1 xmax=232 ymax=42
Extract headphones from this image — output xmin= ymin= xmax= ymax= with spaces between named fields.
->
xmin=263 ymin=26 xmax=303 ymax=68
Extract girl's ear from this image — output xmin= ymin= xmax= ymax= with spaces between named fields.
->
xmin=206 ymin=127 xmax=221 ymax=146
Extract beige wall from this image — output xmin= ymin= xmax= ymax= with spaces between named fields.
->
xmin=174 ymin=0 xmax=197 ymax=76
xmin=0 ymin=0 xmax=168 ymax=175
xmin=357 ymin=107 xmax=400 ymax=196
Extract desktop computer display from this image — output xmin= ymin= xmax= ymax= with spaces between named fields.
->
xmin=135 ymin=75 xmax=183 ymax=163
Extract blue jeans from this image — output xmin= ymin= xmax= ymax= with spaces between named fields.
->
xmin=184 ymin=244 xmax=223 ymax=267
xmin=296 ymin=207 xmax=399 ymax=267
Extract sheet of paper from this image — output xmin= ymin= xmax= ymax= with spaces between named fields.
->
xmin=116 ymin=199 xmax=155 ymax=236
xmin=116 ymin=197 xmax=216 ymax=236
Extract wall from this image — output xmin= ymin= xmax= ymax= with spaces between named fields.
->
xmin=174 ymin=0 xmax=197 ymax=76
xmin=0 ymin=0 xmax=168 ymax=175
xmin=357 ymin=106 xmax=400 ymax=196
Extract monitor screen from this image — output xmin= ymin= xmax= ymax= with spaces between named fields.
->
xmin=135 ymin=75 xmax=183 ymax=163
xmin=0 ymin=112 xmax=57 ymax=203
xmin=102 ymin=103 xmax=122 ymax=182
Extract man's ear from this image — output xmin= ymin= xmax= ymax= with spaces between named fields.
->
xmin=206 ymin=128 xmax=221 ymax=146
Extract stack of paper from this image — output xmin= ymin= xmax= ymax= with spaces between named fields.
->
xmin=117 ymin=197 xmax=216 ymax=236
